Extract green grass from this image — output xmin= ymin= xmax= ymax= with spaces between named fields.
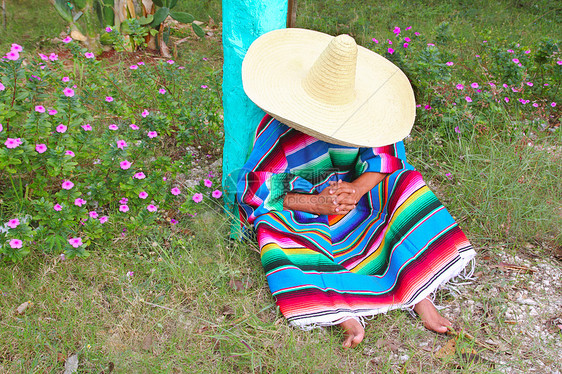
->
xmin=1 ymin=0 xmax=561 ymax=372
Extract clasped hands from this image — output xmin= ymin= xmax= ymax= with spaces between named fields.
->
xmin=283 ymin=180 xmax=362 ymax=216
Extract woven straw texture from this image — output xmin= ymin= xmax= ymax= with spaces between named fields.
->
xmin=242 ymin=28 xmax=416 ymax=147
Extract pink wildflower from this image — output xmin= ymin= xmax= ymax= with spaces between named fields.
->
xmin=130 ymin=124 xmax=139 ymax=130
xmin=35 ymin=105 xmax=45 ymax=113
xmin=403 ymin=43 xmax=409 ymax=48
xmin=387 ymin=48 xmax=395 ymax=54
xmin=54 ymin=203 xmax=63 ymax=211
xmin=81 ymin=124 xmax=92 ymax=131
xmin=9 ymin=239 xmax=23 ymax=249
xmin=63 ymin=87 xmax=74 ymax=97
xmin=48 ymin=109 xmax=58 ymax=115
xmin=471 ymin=83 xmax=479 ymax=89
xmin=117 ymin=140 xmax=127 ymax=149
xmin=0 ymin=83 xmax=4 ymax=90
xmin=212 ymin=190 xmax=222 ymax=198
xmin=445 ymin=173 xmax=453 ymax=180
xmin=39 ymin=53 xmax=48 ymax=61
xmin=6 ymin=51 xmax=20 ymax=60
xmin=167 ymin=60 xmax=174 ymax=64
xmin=158 ymin=88 xmax=166 ymax=94
xmin=61 ymin=180 xmax=74 ymax=190
xmin=108 ymin=124 xmax=119 ymax=130
xmin=512 ymin=58 xmax=519 ymax=63
xmin=454 ymin=126 xmax=461 ymax=134
xmin=5 ymin=138 xmax=21 ymax=148
xmin=119 ymin=205 xmax=129 ymax=213
xmin=74 ymin=198 xmax=86 ymax=207
xmin=552 ymin=102 xmax=557 ymax=107
xmin=49 ymin=53 xmax=58 ymax=61
xmin=7 ymin=218 xmax=20 ymax=229
xmin=56 ymin=124 xmax=67 ymax=133
xmin=414 ymin=32 xmax=420 ymax=36
xmin=393 ymin=26 xmax=401 ymax=35
xmin=139 ymin=191 xmax=148 ymax=199
xmin=404 ymin=37 xmax=411 ymax=42
xmin=133 ymin=172 xmax=146 ymax=179
xmin=129 ymin=65 xmax=138 ymax=70
xmin=372 ymin=38 xmax=379 ymax=43
xmin=465 ymin=96 xmax=473 ymax=103
xmin=446 ymin=62 xmax=454 ymax=66
xmin=170 ymin=219 xmax=178 ymax=225
xmin=147 ymin=205 xmax=157 ymax=212
xmin=99 ymin=216 xmax=109 ymax=224
xmin=68 ymin=237 xmax=83 ymax=248
xmin=427 ymin=43 xmax=435 ymax=46
xmin=192 ymin=193 xmax=203 ymax=203
xmin=126 ymin=271 xmax=134 ymax=277
xmin=171 ymin=187 xmax=181 ymax=196
xmin=141 ymin=109 xmax=149 ymax=117
xmin=89 ymin=211 xmax=98 ymax=218
xmin=532 ymin=103 xmax=539 ymax=108
xmin=204 ymin=179 xmax=212 ymax=188
xmin=105 ymin=26 xmax=112 ymax=32
xmin=456 ymin=84 xmax=464 ymax=90
xmin=63 ymin=36 xmax=72 ymax=43
xmin=504 ymin=97 xmax=510 ymax=103
xmin=11 ymin=43 xmax=22 ymax=52
xmin=120 ymin=160 xmax=132 ymax=170
xmin=85 ymin=52 xmax=95 ymax=59
xmin=147 ymin=131 xmax=157 ymax=138
xmin=65 ymin=150 xmax=75 ymax=157
xmin=526 ymin=82 xmax=533 ymax=86
xmin=119 ymin=198 xmax=128 ymax=204
xmin=105 ymin=96 xmax=114 ymax=102
xmin=201 ymin=85 xmax=208 ymax=89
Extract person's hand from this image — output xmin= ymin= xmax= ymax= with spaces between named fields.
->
xmin=283 ymin=182 xmax=357 ymax=215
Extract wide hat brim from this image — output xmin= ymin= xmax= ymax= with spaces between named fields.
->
xmin=242 ymin=28 xmax=416 ymax=148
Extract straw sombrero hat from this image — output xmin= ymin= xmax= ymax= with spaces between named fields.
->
xmin=242 ymin=28 xmax=416 ymax=148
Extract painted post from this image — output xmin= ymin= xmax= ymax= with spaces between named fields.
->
xmin=222 ymin=0 xmax=289 ymax=236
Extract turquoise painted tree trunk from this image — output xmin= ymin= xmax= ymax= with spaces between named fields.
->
xmin=222 ymin=0 xmax=288 ymax=236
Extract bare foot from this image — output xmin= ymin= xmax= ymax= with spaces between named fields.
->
xmin=339 ymin=318 xmax=364 ymax=348
xmin=413 ymin=298 xmax=452 ymax=333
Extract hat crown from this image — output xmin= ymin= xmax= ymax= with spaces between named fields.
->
xmin=303 ymin=34 xmax=357 ymax=105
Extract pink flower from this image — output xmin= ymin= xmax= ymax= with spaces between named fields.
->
xmin=471 ymin=83 xmax=479 ymax=89
xmin=403 ymin=43 xmax=409 ymax=48
xmin=167 ymin=60 xmax=175 ymax=64
xmin=133 ymin=172 xmax=146 ymax=179
xmin=200 ymin=85 xmax=208 ymax=89
xmin=386 ymin=39 xmax=392 ymax=45
xmin=129 ymin=65 xmax=138 ymax=70
xmin=89 ymin=211 xmax=98 ymax=218
xmin=526 ymin=82 xmax=533 ymax=86
xmin=63 ymin=36 xmax=72 ymax=43
xmin=159 ymin=88 xmax=166 ymax=94
xmin=48 ymin=109 xmax=58 ymax=115
xmin=204 ymin=179 xmax=213 ymax=188
xmin=454 ymin=126 xmax=461 ymax=134
xmin=35 ymin=105 xmax=45 ymax=113
xmin=39 ymin=53 xmax=48 ymax=61
xmin=81 ymin=124 xmax=92 ymax=131
xmin=56 ymin=124 xmax=67 ymax=133
xmin=372 ymin=38 xmax=379 ymax=43
xmin=99 ymin=216 xmax=109 ymax=224
xmin=504 ymin=97 xmax=510 ymax=103
xmin=404 ymin=37 xmax=411 ymax=42
xmin=11 ymin=43 xmax=22 ymax=52
xmin=105 ymin=26 xmax=112 ymax=32
xmin=63 ymin=87 xmax=74 ymax=97
xmin=424 ymin=105 xmax=432 ymax=110
xmin=171 ymin=187 xmax=181 ymax=196
xmin=532 ymin=103 xmax=539 ymax=108
xmin=65 ymin=150 xmax=75 ymax=157
xmin=74 ymin=198 xmax=86 ymax=207
xmin=7 ymin=218 xmax=20 ymax=229
xmin=512 ymin=58 xmax=519 ymax=63
xmin=119 ymin=198 xmax=128 ymax=204
xmin=0 ymin=83 xmax=4 ymax=90
xmin=5 ymin=138 xmax=21 ymax=149
xmin=446 ymin=61 xmax=454 ymax=66
xmin=9 ymin=239 xmax=23 ymax=249
xmin=85 ymin=52 xmax=95 ymax=59
xmin=552 ymin=102 xmax=557 ymax=107
xmin=49 ymin=53 xmax=58 ymax=61
xmin=68 ymin=237 xmax=83 ymax=248
xmin=427 ymin=43 xmax=435 ymax=46
xmin=130 ymin=124 xmax=139 ymax=130
xmin=108 ymin=124 xmax=119 ymax=130
xmin=139 ymin=191 xmax=148 ymax=199
xmin=105 ymin=96 xmax=114 ymax=102
xmin=392 ymin=26 xmax=401 ymax=35
xmin=147 ymin=131 xmax=157 ymax=138
xmin=147 ymin=205 xmax=157 ymax=212
xmin=61 ymin=180 xmax=74 ymax=190
xmin=120 ymin=160 xmax=132 ymax=170
xmin=445 ymin=173 xmax=453 ymax=180
xmin=117 ymin=140 xmax=127 ymax=149
xmin=170 ymin=219 xmax=178 ymax=225
xmin=465 ymin=96 xmax=472 ymax=103
xmin=212 ymin=190 xmax=222 ymax=198
xmin=524 ymin=50 xmax=530 ymax=54
xmin=126 ymin=271 xmax=134 ymax=277
xmin=387 ymin=48 xmax=395 ymax=54
xmin=192 ymin=193 xmax=203 ymax=203
xmin=507 ymin=49 xmax=514 ymax=53
xmin=414 ymin=32 xmax=421 ymax=36
xmin=456 ymin=84 xmax=464 ymax=90
xmin=54 ymin=203 xmax=63 ymax=211
xmin=138 ymin=61 xmax=145 ymax=65
xmin=141 ymin=109 xmax=149 ymax=117
xmin=119 ymin=205 xmax=129 ymax=213
xmin=6 ymin=51 xmax=20 ymax=60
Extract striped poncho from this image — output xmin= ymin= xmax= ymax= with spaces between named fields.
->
xmin=237 ymin=115 xmax=476 ymax=328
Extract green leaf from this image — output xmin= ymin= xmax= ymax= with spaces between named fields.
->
xmin=169 ymin=11 xmax=194 ymax=24
xmin=73 ymin=11 xmax=83 ymax=22
xmin=169 ymin=0 xmax=178 ymax=9
xmin=138 ymin=15 xmax=154 ymax=25
xmin=192 ymin=23 xmax=205 ymax=38
xmin=152 ymin=0 xmax=163 ymax=6
xmin=53 ymin=0 xmax=73 ymax=23
xmin=73 ymin=0 xmax=87 ymax=9
xmin=151 ymin=7 xmax=169 ymax=27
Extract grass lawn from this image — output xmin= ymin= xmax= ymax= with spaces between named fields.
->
xmin=0 ymin=0 xmax=561 ymax=373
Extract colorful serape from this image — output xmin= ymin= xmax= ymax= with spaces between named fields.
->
xmin=237 ymin=115 xmax=476 ymax=328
